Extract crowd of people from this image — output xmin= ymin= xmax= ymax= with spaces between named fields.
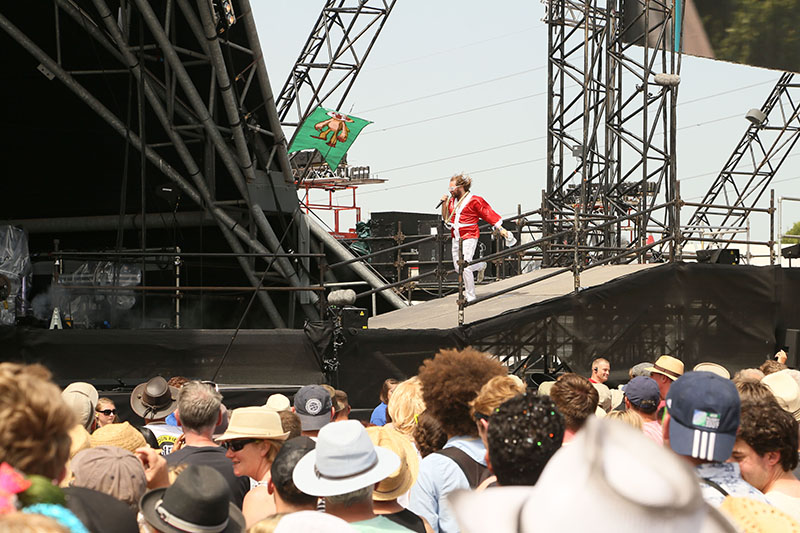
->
xmin=1 ymin=347 xmax=800 ymax=532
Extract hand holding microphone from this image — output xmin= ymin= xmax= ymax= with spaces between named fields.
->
xmin=436 ymin=194 xmax=449 ymax=209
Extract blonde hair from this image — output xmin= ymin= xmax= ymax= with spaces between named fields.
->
xmin=450 ymin=173 xmax=472 ymax=192
xmin=605 ymin=409 xmax=643 ymax=430
xmin=0 ymin=513 xmax=70 ymax=532
xmin=0 ymin=363 xmax=75 ymax=480
xmin=387 ymin=377 xmax=425 ymax=436
xmin=470 ymin=375 xmax=526 ymax=418
xmin=248 ymin=514 xmax=286 ymax=533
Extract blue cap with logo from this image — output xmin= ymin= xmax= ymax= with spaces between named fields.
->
xmin=293 ymin=385 xmax=333 ymax=431
xmin=623 ymin=376 xmax=660 ymax=412
xmin=665 ymin=371 xmax=740 ymax=462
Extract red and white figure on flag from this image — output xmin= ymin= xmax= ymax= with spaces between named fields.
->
xmin=440 ymin=174 xmax=509 ymax=303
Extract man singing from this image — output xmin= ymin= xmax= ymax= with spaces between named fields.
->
xmin=440 ymin=174 xmax=509 ymax=303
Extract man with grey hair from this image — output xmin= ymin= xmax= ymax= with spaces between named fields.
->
xmin=166 ymin=381 xmax=250 ymax=508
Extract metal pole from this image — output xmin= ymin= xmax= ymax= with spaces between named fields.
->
xmin=175 ymin=246 xmax=181 ymax=329
xmin=457 ymin=238 xmax=465 ymax=327
xmin=770 ymin=189 xmax=776 ymax=265
xmin=437 ymin=219 xmax=444 ymax=298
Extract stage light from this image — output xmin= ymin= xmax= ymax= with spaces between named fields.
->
xmin=745 ymin=108 xmax=767 ymax=126
xmin=328 ymin=289 xmax=356 ymax=307
xmin=653 ymin=73 xmax=680 ymax=87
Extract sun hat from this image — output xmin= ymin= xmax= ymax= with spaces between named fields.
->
xmin=215 ymin=406 xmax=290 ymax=442
xmin=449 ymin=417 xmax=738 ymax=533
xmin=623 ymin=376 xmax=661 ymax=411
xmin=71 ymin=446 xmax=146 ymax=509
xmin=592 ymin=382 xmax=612 ymax=412
xmin=140 ymin=464 xmax=244 ymax=533
xmin=666 ymin=371 xmax=740 ymax=462
xmin=130 ymin=377 xmax=179 ymax=420
xmin=719 ymin=496 xmax=800 ymax=532
xmin=647 ymin=355 xmax=684 ymax=381
xmin=538 ymin=381 xmax=555 ymax=397
xmin=273 ymin=511 xmax=357 ymax=533
xmin=62 ymin=382 xmax=99 ymax=431
xmin=693 ymin=362 xmax=731 ymax=380
xmin=292 ymin=419 xmax=400 ymax=497
xmin=761 ymin=369 xmax=800 ymax=422
xmin=293 ymin=385 xmax=333 ymax=431
xmin=265 ymin=393 xmax=291 ymax=412
xmin=366 ymin=425 xmax=419 ymax=501
xmin=90 ymin=421 xmax=148 ymax=452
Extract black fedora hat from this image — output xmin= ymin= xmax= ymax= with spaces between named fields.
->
xmin=140 ymin=465 xmax=244 ymax=533
xmin=130 ymin=376 xmax=179 ymax=420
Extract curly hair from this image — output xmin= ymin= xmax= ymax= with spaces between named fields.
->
xmin=413 ymin=411 xmax=447 ymax=458
xmin=759 ymin=360 xmax=787 ymax=376
xmin=735 ymin=380 xmax=778 ymax=406
xmin=470 ymin=375 xmax=526 ymax=419
xmin=418 ymin=348 xmax=506 ymax=437
xmin=487 ymin=393 xmax=564 ymax=486
xmin=0 ymin=363 xmax=75 ymax=480
xmin=387 ymin=377 xmax=425 ymax=437
xmin=549 ymin=373 xmax=598 ymax=431
xmin=738 ymin=401 xmax=799 ymax=472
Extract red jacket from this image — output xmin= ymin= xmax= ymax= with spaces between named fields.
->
xmin=445 ymin=193 xmax=502 ymax=240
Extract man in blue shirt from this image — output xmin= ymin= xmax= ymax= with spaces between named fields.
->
xmin=408 ymin=348 xmax=506 ymax=533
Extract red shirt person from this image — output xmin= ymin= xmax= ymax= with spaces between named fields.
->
xmin=440 ymin=174 xmax=509 ymax=302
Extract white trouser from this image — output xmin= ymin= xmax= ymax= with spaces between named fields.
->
xmin=452 ymin=238 xmax=484 ymax=302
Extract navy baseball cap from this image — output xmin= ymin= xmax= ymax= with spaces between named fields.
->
xmin=623 ymin=376 xmax=660 ymax=411
xmin=665 ymin=371 xmax=740 ymax=462
xmin=293 ymin=385 xmax=333 ymax=431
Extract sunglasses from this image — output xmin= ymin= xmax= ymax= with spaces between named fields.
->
xmin=96 ymin=409 xmax=116 ymax=416
xmin=222 ymin=439 xmax=258 ymax=452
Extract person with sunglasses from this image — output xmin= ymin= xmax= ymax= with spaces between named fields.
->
xmin=217 ymin=406 xmax=290 ymax=528
xmin=95 ymin=397 xmax=118 ymax=428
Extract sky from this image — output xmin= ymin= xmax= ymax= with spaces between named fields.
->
xmin=252 ymin=1 xmax=800 ymax=251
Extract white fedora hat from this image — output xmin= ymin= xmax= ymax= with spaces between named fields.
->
xmin=292 ymin=420 xmax=400 ymax=497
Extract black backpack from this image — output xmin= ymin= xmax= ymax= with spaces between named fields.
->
xmin=434 ymin=447 xmax=493 ymax=489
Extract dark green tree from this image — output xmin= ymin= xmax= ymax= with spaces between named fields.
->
xmin=782 ymin=220 xmax=800 ymax=244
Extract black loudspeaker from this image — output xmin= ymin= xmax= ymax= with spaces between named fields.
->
xmin=696 ymin=249 xmax=740 ymax=265
xmin=341 ymin=307 xmax=368 ymax=330
xmin=777 ymin=329 xmax=800 ymax=368
xmin=782 ymin=244 xmax=800 ymax=259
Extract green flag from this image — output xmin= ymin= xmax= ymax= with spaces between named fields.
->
xmin=288 ymin=107 xmax=372 ymax=171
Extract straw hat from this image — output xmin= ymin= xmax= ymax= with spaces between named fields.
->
xmin=264 ymin=393 xmax=291 ymax=412
xmin=538 ymin=381 xmax=556 ymax=397
xmin=693 ymin=362 xmax=731 ymax=380
xmin=720 ymin=496 xmax=800 ymax=532
xmin=647 ymin=355 xmax=684 ymax=381
xmin=216 ymin=407 xmax=289 ymax=442
xmin=762 ymin=370 xmax=800 ymax=422
xmin=366 ymin=426 xmax=419 ymax=501
xmin=90 ymin=421 xmax=148 ymax=453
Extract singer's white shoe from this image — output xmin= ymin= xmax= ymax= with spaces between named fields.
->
xmin=477 ymin=263 xmax=486 ymax=283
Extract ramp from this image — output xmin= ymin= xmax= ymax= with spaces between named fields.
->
xmin=369 ymin=264 xmax=661 ymax=329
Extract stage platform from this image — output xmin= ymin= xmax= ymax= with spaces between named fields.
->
xmin=369 ymin=264 xmax=661 ymax=329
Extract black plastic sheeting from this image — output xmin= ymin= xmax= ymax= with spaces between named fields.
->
xmin=1 ymin=264 xmax=799 ymax=408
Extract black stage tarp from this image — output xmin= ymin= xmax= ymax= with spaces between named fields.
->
xmin=2 ymin=264 xmax=799 ymax=409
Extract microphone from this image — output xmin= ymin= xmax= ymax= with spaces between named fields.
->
xmin=435 ymin=198 xmax=446 ymax=209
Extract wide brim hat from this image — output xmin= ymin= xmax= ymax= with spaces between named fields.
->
xmin=140 ymin=465 xmax=245 ymax=533
xmin=265 ymin=393 xmax=291 ymax=412
xmin=693 ymin=362 xmax=731 ymax=380
xmin=90 ymin=421 xmax=148 ymax=453
xmin=366 ymin=425 xmax=419 ymax=501
xmin=216 ymin=406 xmax=290 ymax=441
xmin=293 ymin=420 xmax=400 ymax=497
xmin=761 ymin=370 xmax=800 ymax=422
xmin=647 ymin=355 xmax=684 ymax=381
xmin=130 ymin=377 xmax=179 ymax=420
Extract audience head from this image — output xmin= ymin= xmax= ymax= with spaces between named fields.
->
xmin=70 ymin=446 xmax=146 ymax=511
xmin=647 ymin=355 xmax=684 ymax=400
xmin=217 ymin=407 xmax=290 ymax=479
xmin=418 ymin=347 xmax=506 ymax=438
xmin=605 ymin=409 xmax=643 ymax=430
xmin=0 ymin=363 xmax=75 ymax=480
xmin=590 ymin=358 xmax=610 ymax=384
xmin=623 ymin=376 xmax=660 ymax=415
xmin=130 ymin=376 xmax=179 ymax=422
xmin=761 ymin=369 xmax=800 ymax=422
xmin=732 ymin=401 xmax=799 ymax=492
xmin=89 ymin=421 xmax=147 ymax=452
xmin=412 ymin=411 xmax=447 ymax=458
xmin=470 ymin=375 xmax=526 ymax=444
xmin=332 ymin=390 xmax=351 ymax=422
xmin=734 ymin=380 xmax=776 ymax=405
xmin=664 ymin=371 xmax=740 ymax=463
xmin=176 ymin=381 xmax=222 ymax=434
xmin=278 ymin=410 xmax=302 ymax=440
xmin=167 ymin=375 xmax=190 ymax=390
xmin=292 ymin=420 xmax=400 ymax=505
xmin=140 ymin=464 xmax=245 ymax=532
xmin=0 ymin=512 xmax=72 ymax=532
xmin=366 ymin=426 xmax=419 ymax=501
xmin=759 ymin=359 xmax=787 ymax=377
xmin=379 ymin=379 xmax=400 ymax=405
xmin=629 ymin=362 xmax=653 ymax=380
xmin=693 ymin=362 xmax=730 ymax=380
xmin=61 ymin=382 xmax=98 ymax=432
xmin=732 ymin=367 xmax=765 ymax=384
xmin=265 ymin=393 xmax=291 ymax=412
xmin=292 ymin=385 xmax=334 ymax=434
xmin=487 ymin=393 xmax=563 ymax=486
xmin=269 ymin=437 xmax=318 ymax=511
xmin=94 ymin=397 xmax=118 ymax=428
xmin=549 ymin=373 xmax=598 ymax=433
xmin=387 ymin=377 xmax=425 ymax=437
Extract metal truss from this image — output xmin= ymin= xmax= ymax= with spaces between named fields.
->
xmin=682 ymin=73 xmax=800 ymax=255
xmin=542 ymin=0 xmax=681 ymax=266
xmin=0 ymin=1 xmax=405 ymax=328
xmin=274 ymin=0 xmax=397 ymax=134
